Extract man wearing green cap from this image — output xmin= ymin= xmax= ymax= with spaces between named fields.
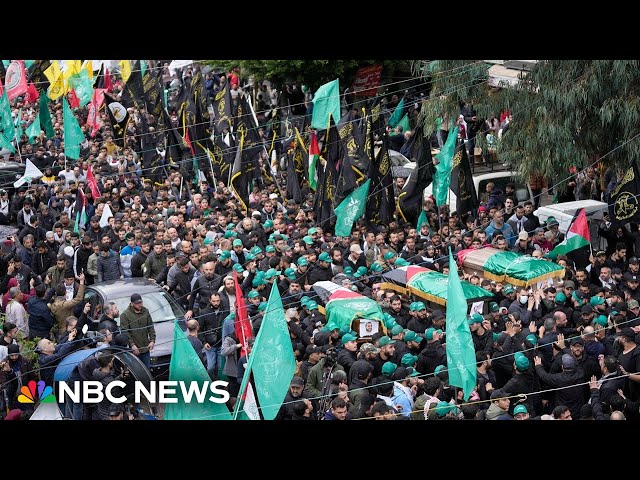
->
xmin=502 ymin=352 xmax=537 ymax=415
xmin=416 ymin=328 xmax=446 ymax=375
xmin=230 ymin=238 xmax=246 ymax=264
xmin=513 ymin=404 xmax=530 ymax=420
xmin=309 ymin=251 xmax=334 ymax=284
xmin=382 ymin=250 xmax=397 ymax=268
xmin=337 ymin=333 xmax=358 ymax=375
xmin=215 ymin=250 xmax=233 ymax=277
xmin=295 ymin=256 xmax=311 ymax=289
xmin=246 ymin=289 xmax=262 ymax=316
xmin=468 ymin=313 xmax=493 ymax=353
xmin=389 ymin=324 xmax=409 ymax=360
xmin=500 ymin=285 xmax=517 ymax=309
xmin=407 ymin=302 xmax=429 ymax=334
xmin=371 ymin=336 xmax=397 ymax=377
xmin=301 ymin=301 xmax=326 ymax=335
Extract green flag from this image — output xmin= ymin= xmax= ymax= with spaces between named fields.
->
xmin=433 ymin=126 xmax=458 ymax=206
xmin=0 ymin=132 xmax=14 ymax=153
xmin=24 ymin=60 xmax=35 ymax=69
xmin=334 ymin=178 xmax=371 ymax=237
xmin=68 ymin=68 xmax=93 ymax=107
xmin=235 ymin=283 xmax=296 ymax=420
xmin=141 ymin=59 xmax=147 ymax=78
xmin=39 ymin=94 xmax=55 ymax=139
xmin=397 ymin=113 xmax=410 ymax=134
xmin=14 ymin=109 xmax=23 ymax=141
xmin=26 ymin=115 xmax=41 ymax=144
xmin=388 ymin=96 xmax=405 ymax=128
xmin=445 ymin=248 xmax=477 ymax=401
xmin=164 ymin=322 xmax=232 ymax=420
xmin=311 ymin=78 xmax=340 ymax=130
xmin=63 ymin=97 xmax=85 ymax=160
xmin=0 ymin=90 xmax=14 ymax=152
xmin=416 ymin=210 xmax=427 ymax=231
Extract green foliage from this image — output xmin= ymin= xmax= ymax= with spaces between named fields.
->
xmin=204 ymin=60 xmax=411 ymax=91
xmin=416 ymin=60 xmax=640 ymax=189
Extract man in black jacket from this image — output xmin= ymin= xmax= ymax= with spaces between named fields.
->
xmin=188 ymin=261 xmax=224 ymax=318
xmin=534 ymin=354 xmax=585 ymax=419
xmin=27 ymin=284 xmax=56 ymax=340
xmin=130 ymin=241 xmax=150 ymax=278
xmin=31 ymin=241 xmax=57 ymax=280
xmin=73 ymin=236 xmax=94 ymax=283
xmin=198 ymin=292 xmax=226 ymax=380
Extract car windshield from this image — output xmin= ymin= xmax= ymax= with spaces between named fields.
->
xmin=112 ymin=291 xmax=185 ymax=323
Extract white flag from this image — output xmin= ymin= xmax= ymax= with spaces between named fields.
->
xmin=100 ymin=203 xmax=113 ymax=228
xmin=14 ymin=159 xmax=44 ymax=188
xmin=243 ymin=382 xmax=260 ymax=420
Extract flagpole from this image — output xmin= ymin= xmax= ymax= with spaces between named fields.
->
xmin=246 ymin=93 xmax=287 ymax=201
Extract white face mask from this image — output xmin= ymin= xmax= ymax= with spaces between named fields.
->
xmin=519 ymin=295 xmax=529 ymax=304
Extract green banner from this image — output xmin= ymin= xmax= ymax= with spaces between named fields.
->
xmin=311 ymin=78 xmax=340 ymax=130
xmin=325 ymin=295 xmax=384 ymax=332
xmin=483 ymin=250 xmax=565 ymax=286
xmin=407 ymin=270 xmax=493 ymax=304
xmin=164 ymin=322 xmax=232 ymax=420
xmin=445 ymin=249 xmax=477 ymax=401
xmin=334 ymin=178 xmax=370 ymax=237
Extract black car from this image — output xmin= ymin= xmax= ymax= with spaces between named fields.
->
xmin=0 ymin=159 xmax=26 ymax=198
xmin=84 ymin=278 xmax=187 ymax=378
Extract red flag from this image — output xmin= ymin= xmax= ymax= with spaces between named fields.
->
xmin=68 ymin=89 xmax=80 ymax=108
xmin=86 ymin=165 xmax=101 ymax=199
xmin=104 ymin=67 xmax=112 ymax=92
xmin=87 ymin=88 xmax=105 ymax=138
xmin=4 ymin=60 xmax=28 ymax=101
xmin=233 ymin=270 xmax=253 ymax=357
xmin=24 ymin=82 xmax=39 ymax=104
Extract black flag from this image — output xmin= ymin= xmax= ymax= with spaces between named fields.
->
xmin=338 ymin=110 xmax=369 ymax=177
xmin=28 ymin=60 xmax=51 ymax=93
xmin=366 ymin=133 xmax=395 ymax=226
xmin=608 ymin=162 xmax=640 ymax=225
xmin=313 ymin=116 xmax=341 ymax=228
xmin=397 ymin=129 xmax=434 ymax=226
xmin=212 ymin=82 xmax=233 ymax=134
xmin=286 ymin=150 xmax=303 ymax=204
xmin=103 ymin=93 xmax=130 ymax=147
xmin=143 ymin=67 xmax=165 ymax=128
xmin=120 ymin=60 xmax=145 ymax=109
xmin=450 ymin=142 xmax=478 ymax=217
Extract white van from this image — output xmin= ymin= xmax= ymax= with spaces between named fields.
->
xmin=422 ymin=169 xmax=534 ymax=215
xmin=534 ymin=200 xmax=608 ymax=233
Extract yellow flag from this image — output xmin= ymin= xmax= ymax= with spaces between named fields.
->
xmin=62 ymin=60 xmax=82 ymax=80
xmin=82 ymin=60 xmax=93 ymax=80
xmin=44 ymin=61 xmax=65 ymax=101
xmin=119 ymin=60 xmax=131 ymax=83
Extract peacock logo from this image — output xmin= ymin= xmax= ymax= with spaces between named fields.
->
xmin=17 ymin=380 xmax=56 ymax=404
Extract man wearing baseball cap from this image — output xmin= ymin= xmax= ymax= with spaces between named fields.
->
xmin=120 ymin=293 xmax=156 ymax=368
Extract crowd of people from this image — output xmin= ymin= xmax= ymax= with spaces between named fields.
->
xmin=0 ymin=60 xmax=638 ymax=421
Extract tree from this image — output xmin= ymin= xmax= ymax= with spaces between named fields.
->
xmin=416 ymin=60 xmax=640 ymax=192
xmin=205 ymin=60 xmax=411 ymax=91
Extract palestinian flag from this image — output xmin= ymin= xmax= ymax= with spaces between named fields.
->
xmin=318 ymin=282 xmax=384 ymax=333
xmin=457 ymin=247 xmax=565 ymax=287
xmin=73 ymin=188 xmax=87 ymax=234
xmin=308 ymin=130 xmax=319 ymax=191
xmin=380 ymin=265 xmax=493 ymax=307
xmin=548 ymin=208 xmax=591 ymax=257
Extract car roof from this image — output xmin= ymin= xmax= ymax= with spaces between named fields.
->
xmin=88 ymin=278 xmax=164 ymax=299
